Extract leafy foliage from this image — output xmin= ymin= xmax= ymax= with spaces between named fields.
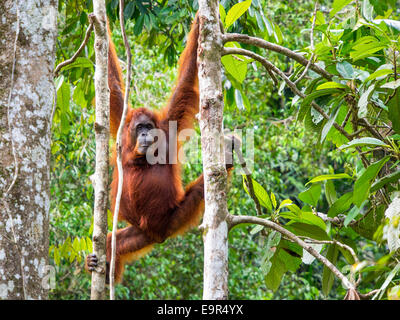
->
xmin=50 ymin=0 xmax=400 ymax=300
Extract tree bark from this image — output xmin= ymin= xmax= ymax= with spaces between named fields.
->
xmin=0 ymin=0 xmax=58 ymax=299
xmin=90 ymin=1 xmax=110 ymax=300
xmin=198 ymin=1 xmax=229 ymax=300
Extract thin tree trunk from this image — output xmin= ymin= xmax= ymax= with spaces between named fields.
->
xmin=0 ymin=0 xmax=58 ymax=299
xmin=90 ymin=1 xmax=110 ymax=300
xmin=198 ymin=1 xmax=229 ymax=300
xmin=109 ymin=0 xmax=132 ymax=300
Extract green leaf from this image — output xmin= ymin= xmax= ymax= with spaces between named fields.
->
xmin=285 ymin=222 xmax=330 ymax=241
xmin=265 ymin=250 xmax=286 ymax=292
xmin=387 ymin=89 xmax=400 ymax=134
xmin=316 ymin=82 xmax=347 ymax=90
xmin=281 ymin=211 xmax=327 ymax=231
xmin=336 ymin=61 xmax=355 ymax=79
xmin=86 ymin=237 xmax=93 ymax=252
xmin=361 ymin=0 xmax=374 ymax=21
xmin=225 ymin=0 xmax=252 ymax=29
xmin=60 ymin=236 xmax=71 ymax=257
xmin=57 ymin=81 xmax=70 ymax=113
xmin=306 ymin=173 xmax=353 ymax=185
xmin=54 ymin=247 xmax=60 ymax=266
xmin=325 ymin=180 xmax=337 ymax=206
xmin=219 ymin=4 xmax=226 ymax=25
xmin=279 ymin=246 xmax=301 ymax=272
xmin=344 ymin=205 xmax=361 ymax=227
xmin=315 ymin=11 xmax=326 ymax=25
xmin=373 ymin=263 xmax=400 ymax=300
xmin=298 ymin=184 xmax=322 ymax=207
xmin=328 ymin=192 xmax=353 ymax=217
xmin=271 ymin=192 xmax=277 ymax=209
xmin=371 ymin=170 xmax=400 ymax=193
xmin=339 ymin=137 xmax=389 ymax=150
xmin=353 ymin=156 xmax=390 ymax=207
xmin=61 ymin=57 xmax=93 ymax=72
xmin=278 ymin=199 xmax=293 ymax=211
xmin=298 ymin=88 xmax=342 ymax=122
xmin=321 ymin=107 xmax=340 ymax=143
xmin=381 ymin=79 xmax=400 ymax=89
xmin=336 ymin=239 xmax=356 ymax=264
xmin=255 ymin=11 xmax=264 ymax=31
xmin=330 ymin=0 xmax=353 ymax=17
xmin=124 ymin=2 xmax=135 ymax=20
xmin=72 ymin=237 xmax=80 ymax=252
xmin=80 ymin=237 xmax=87 ymax=252
xmin=272 ymin=22 xmax=283 ymax=44
xmin=251 ymin=178 xmax=272 ymax=211
xmin=365 ymin=69 xmax=393 ymax=82
xmin=134 ymin=14 xmax=145 ymax=36
xmin=222 ymin=53 xmax=248 ymax=84
xmin=250 ymin=224 xmax=264 ymax=235
xmin=322 ymin=244 xmax=339 ymax=296
xmin=358 ymin=84 xmax=375 ymax=118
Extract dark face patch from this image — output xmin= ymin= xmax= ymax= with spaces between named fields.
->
xmin=132 ymin=114 xmax=156 ymax=155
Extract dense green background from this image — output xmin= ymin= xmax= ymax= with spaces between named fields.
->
xmin=50 ymin=0 xmax=400 ymax=300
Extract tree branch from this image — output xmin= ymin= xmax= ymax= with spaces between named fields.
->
xmin=222 ymin=33 xmax=333 ymax=80
xmin=54 ymin=21 xmax=94 ymax=76
xmin=222 ymin=47 xmax=352 ymax=141
xmin=227 ymin=214 xmax=355 ymax=291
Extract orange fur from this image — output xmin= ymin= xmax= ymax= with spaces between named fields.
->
xmin=97 ymin=15 xmax=205 ymax=283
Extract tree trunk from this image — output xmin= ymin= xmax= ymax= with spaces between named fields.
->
xmin=0 ymin=0 xmax=58 ymax=299
xmin=198 ymin=1 xmax=229 ymax=300
xmin=90 ymin=1 xmax=110 ymax=300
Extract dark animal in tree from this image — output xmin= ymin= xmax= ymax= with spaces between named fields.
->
xmin=86 ymin=15 xmax=236 ymax=283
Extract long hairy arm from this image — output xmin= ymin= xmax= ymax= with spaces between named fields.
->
xmin=161 ymin=14 xmax=200 ymax=132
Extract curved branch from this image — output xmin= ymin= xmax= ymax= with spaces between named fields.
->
xmin=222 ymin=47 xmax=352 ymax=141
xmin=54 ymin=21 xmax=94 ymax=76
xmin=227 ymin=214 xmax=355 ymax=291
xmin=222 ymin=33 xmax=333 ymax=81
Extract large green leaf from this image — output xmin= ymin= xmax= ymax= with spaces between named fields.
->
xmin=306 ymin=173 xmax=353 ymax=185
xmin=353 ymin=156 xmax=390 ymax=207
xmin=344 ymin=205 xmax=361 ymax=227
xmin=298 ymin=88 xmax=342 ymax=122
xmin=221 ymin=52 xmax=249 ymax=84
xmin=264 ymin=250 xmax=286 ymax=292
xmin=321 ymin=107 xmax=340 ymax=143
xmin=339 ymin=137 xmax=389 ymax=150
xmin=325 ymin=180 xmax=338 ymax=206
xmin=281 ymin=211 xmax=327 ymax=231
xmin=336 ymin=61 xmax=355 ymax=79
xmin=285 ymin=222 xmax=330 ymax=241
xmin=330 ymin=0 xmax=353 ymax=17
xmin=316 ymin=82 xmax=347 ymax=90
xmin=322 ymin=244 xmax=339 ymax=296
xmin=61 ymin=57 xmax=94 ymax=72
xmin=298 ymin=184 xmax=322 ymax=207
xmin=264 ymin=242 xmax=301 ymax=292
xmin=371 ymin=170 xmax=400 ymax=192
xmin=327 ymin=191 xmax=353 ymax=217
xmin=243 ymin=177 xmax=272 ymax=211
xmin=225 ymin=0 xmax=252 ymax=29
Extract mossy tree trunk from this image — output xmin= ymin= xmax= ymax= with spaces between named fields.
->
xmin=0 ymin=0 xmax=58 ymax=299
